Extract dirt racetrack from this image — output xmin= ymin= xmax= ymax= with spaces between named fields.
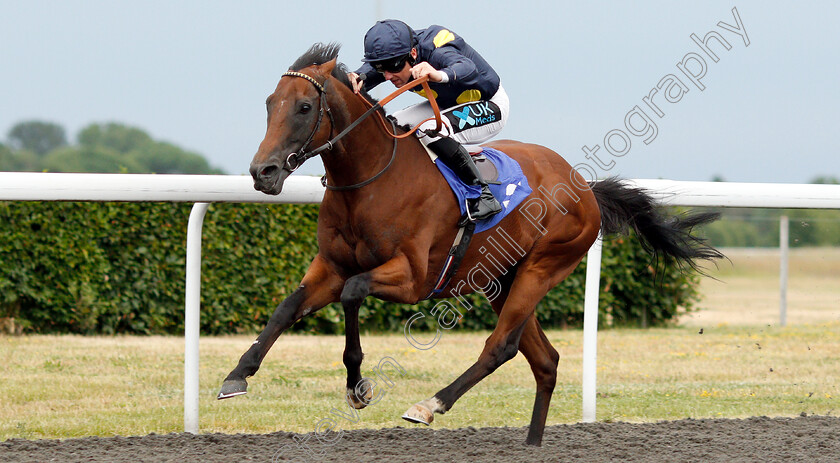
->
xmin=3 ymin=414 xmax=840 ymax=462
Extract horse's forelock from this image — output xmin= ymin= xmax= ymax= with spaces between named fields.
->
xmin=290 ymin=42 xmax=341 ymax=71
xmin=290 ymin=42 xmax=379 ymax=104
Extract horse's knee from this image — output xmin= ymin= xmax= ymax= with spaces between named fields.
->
xmin=483 ymin=323 xmax=527 ymax=369
xmin=543 ymin=345 xmax=559 ymax=373
xmin=340 ymin=274 xmax=371 ymax=309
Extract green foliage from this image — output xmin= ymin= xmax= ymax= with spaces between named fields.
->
xmin=77 ymin=123 xmax=153 ymax=153
xmin=7 ymin=121 xmax=68 ymax=156
xmin=0 ymin=148 xmax=40 ymax=171
xmin=0 ymin=202 xmax=113 ymax=333
xmin=3 ymin=120 xmax=224 ymax=174
xmin=42 ymin=146 xmax=146 ymax=173
xmin=703 ymin=217 xmax=763 ymax=247
xmin=705 ymin=207 xmax=840 ymax=248
xmin=0 ymin=201 xmax=705 ymax=334
xmin=700 ymin=176 xmax=840 ymax=248
xmin=126 ymin=142 xmax=224 ymax=175
xmin=1 ymin=141 xmax=41 ymax=171
xmin=810 ymin=175 xmax=839 ymax=185
xmin=0 ymin=143 xmax=13 ymax=170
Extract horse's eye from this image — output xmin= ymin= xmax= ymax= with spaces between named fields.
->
xmin=300 ymin=103 xmax=312 ymax=114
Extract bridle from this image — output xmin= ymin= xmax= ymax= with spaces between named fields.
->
xmin=278 ymin=71 xmax=334 ymax=174
xmin=278 ymin=70 xmax=442 ymax=191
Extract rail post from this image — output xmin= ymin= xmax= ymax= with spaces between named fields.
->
xmin=582 ymin=234 xmax=603 ymax=423
xmin=184 ymin=202 xmax=210 ymax=434
xmin=779 ymin=215 xmax=789 ymax=327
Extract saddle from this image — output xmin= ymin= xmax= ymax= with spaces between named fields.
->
xmin=473 ymin=153 xmax=500 ymax=184
xmin=432 ymin=147 xmax=532 ymax=233
xmin=425 ymin=147 xmax=532 ymax=298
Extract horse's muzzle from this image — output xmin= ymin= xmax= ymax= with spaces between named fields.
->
xmin=250 ymin=162 xmax=287 ymax=195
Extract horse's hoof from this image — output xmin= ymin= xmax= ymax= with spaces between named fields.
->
xmin=401 ymin=403 xmax=433 ymax=425
xmin=347 ymin=381 xmax=374 ymax=410
xmin=217 ymin=379 xmax=248 ymax=399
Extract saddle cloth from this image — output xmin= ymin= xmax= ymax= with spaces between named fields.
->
xmin=434 ymin=147 xmax=532 ymax=233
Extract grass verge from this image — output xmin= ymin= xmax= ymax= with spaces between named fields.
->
xmin=3 ymin=247 xmax=838 ymax=440
xmin=2 ymin=322 xmax=837 ymax=440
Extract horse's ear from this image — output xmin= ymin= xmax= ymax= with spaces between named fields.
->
xmin=320 ymin=57 xmax=338 ymax=75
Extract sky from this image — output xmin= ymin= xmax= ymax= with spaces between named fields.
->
xmin=1 ymin=1 xmax=838 ymax=184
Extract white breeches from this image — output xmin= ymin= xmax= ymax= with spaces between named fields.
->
xmin=391 ymin=84 xmax=510 ymax=153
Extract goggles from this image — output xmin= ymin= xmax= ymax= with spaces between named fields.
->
xmin=372 ymin=54 xmax=411 ymax=74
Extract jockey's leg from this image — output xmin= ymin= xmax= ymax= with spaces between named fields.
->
xmin=392 ymin=86 xmax=510 ymax=226
xmin=427 ymin=136 xmax=501 ymax=225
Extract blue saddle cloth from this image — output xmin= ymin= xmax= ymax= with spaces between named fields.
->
xmin=435 ymin=147 xmax=532 ymax=233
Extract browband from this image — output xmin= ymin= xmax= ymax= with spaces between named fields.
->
xmin=282 ymin=71 xmax=325 ymax=93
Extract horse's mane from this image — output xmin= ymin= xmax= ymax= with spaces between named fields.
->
xmin=290 ymin=42 xmax=378 ymax=105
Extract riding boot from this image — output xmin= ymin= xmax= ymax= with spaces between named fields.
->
xmin=428 ymin=137 xmax=502 ymax=225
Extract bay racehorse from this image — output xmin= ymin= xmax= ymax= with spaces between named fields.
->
xmin=218 ymin=43 xmax=722 ymax=446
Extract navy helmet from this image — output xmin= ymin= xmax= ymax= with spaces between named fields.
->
xmin=362 ymin=19 xmax=416 ymax=62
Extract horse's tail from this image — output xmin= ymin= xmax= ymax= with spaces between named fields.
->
xmin=589 ymin=177 xmax=724 ymax=272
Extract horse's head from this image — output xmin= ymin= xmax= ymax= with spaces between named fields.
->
xmin=250 ymin=55 xmax=339 ymax=195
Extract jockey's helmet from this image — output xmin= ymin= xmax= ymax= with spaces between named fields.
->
xmin=362 ymin=20 xmax=416 ymax=63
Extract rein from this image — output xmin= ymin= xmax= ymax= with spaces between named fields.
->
xmin=321 ymin=118 xmax=399 ymax=191
xmin=280 ymin=71 xmax=443 ymax=191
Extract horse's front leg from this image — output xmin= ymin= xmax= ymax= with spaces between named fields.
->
xmin=340 ymin=255 xmax=418 ymax=409
xmin=218 ymin=255 xmax=344 ymax=399
xmin=341 ymin=278 xmax=368 ymax=409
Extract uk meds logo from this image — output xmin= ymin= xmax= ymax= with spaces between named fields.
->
xmin=446 ymin=101 xmax=501 ymax=133
xmin=451 ymin=108 xmax=475 ymax=129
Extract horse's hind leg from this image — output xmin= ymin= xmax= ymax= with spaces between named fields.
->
xmin=517 ymin=316 xmax=559 ymax=446
xmin=484 ymin=281 xmax=559 ymax=446
xmin=486 ymin=282 xmax=561 ymax=445
xmin=402 ymin=269 xmax=549 ymax=421
xmin=403 ymin=257 xmax=580 ymax=446
xmin=218 ymin=255 xmax=343 ymax=399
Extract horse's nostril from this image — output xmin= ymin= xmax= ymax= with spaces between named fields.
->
xmin=260 ymin=165 xmax=279 ymax=179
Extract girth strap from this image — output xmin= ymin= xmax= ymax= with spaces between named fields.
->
xmin=424 ymin=221 xmax=476 ymax=300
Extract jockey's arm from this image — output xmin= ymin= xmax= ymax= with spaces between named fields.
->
xmin=427 ymin=47 xmax=479 ymax=83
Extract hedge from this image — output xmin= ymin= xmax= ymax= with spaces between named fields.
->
xmin=0 ymin=201 xmax=701 ymax=335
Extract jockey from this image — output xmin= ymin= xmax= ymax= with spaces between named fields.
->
xmin=348 ymin=19 xmax=508 ymax=225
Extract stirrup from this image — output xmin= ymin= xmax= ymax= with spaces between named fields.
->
xmin=457 ymin=195 xmax=502 ymax=227
xmin=459 ymin=199 xmax=477 ymax=226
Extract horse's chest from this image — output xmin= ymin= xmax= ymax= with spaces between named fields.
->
xmin=322 ymin=224 xmax=404 ymax=271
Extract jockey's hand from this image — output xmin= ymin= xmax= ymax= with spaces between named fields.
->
xmin=410 ymin=62 xmax=446 ymax=83
xmin=347 ymin=72 xmax=364 ymax=94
